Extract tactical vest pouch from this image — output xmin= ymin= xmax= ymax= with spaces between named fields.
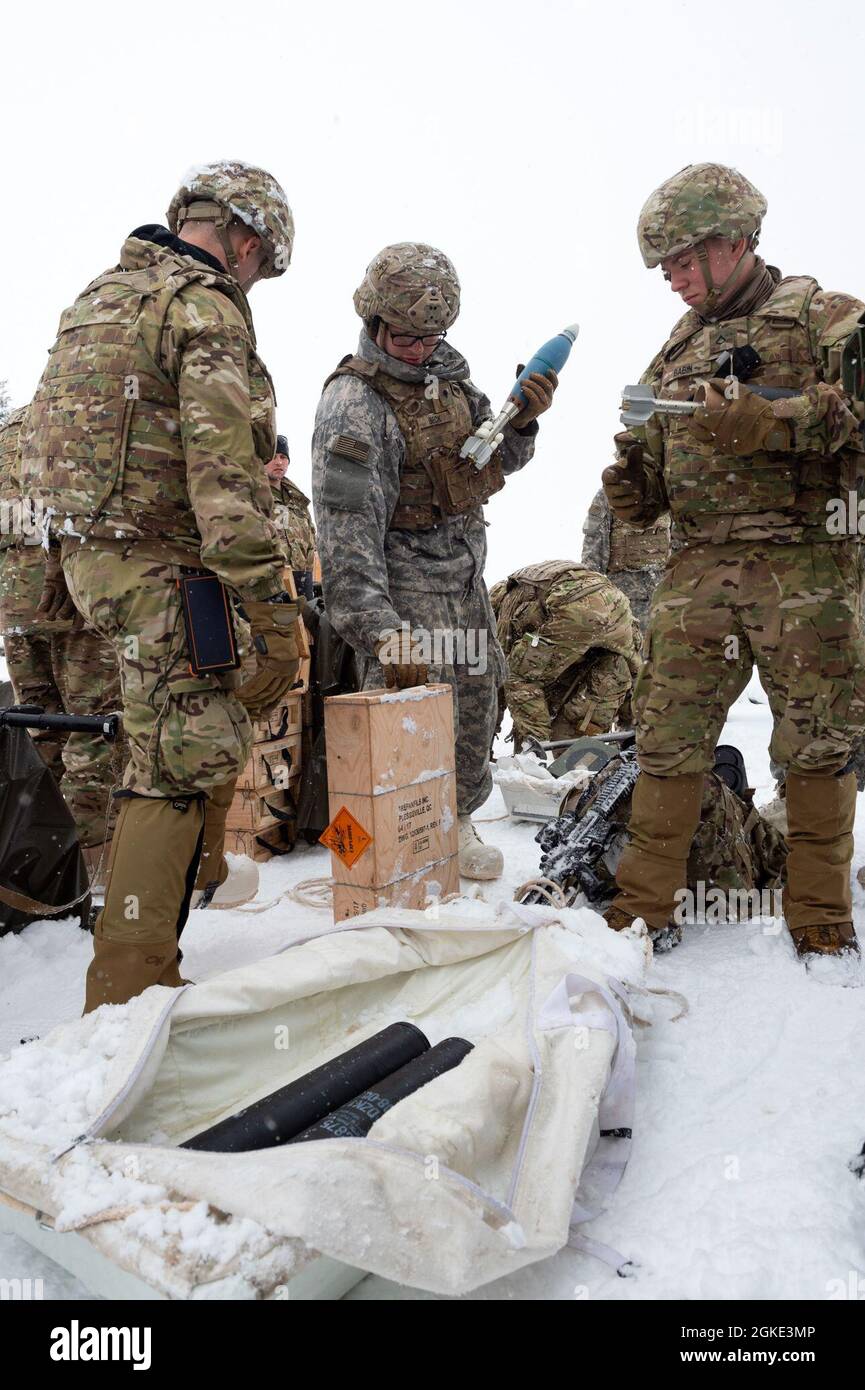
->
xmin=423 ymin=446 xmax=505 ymax=517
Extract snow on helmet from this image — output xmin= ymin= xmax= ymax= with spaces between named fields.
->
xmin=168 ymin=160 xmax=294 ymax=277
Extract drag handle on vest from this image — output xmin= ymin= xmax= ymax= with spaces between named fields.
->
xmin=0 ymin=704 xmax=120 ymax=741
xmin=290 ymin=1037 xmax=474 ymax=1143
xmin=620 ymin=381 xmax=798 ymax=429
xmin=181 ymin=1021 xmax=429 ymax=1153
xmin=461 ymin=323 xmax=579 ymax=470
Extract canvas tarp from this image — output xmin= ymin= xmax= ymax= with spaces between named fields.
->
xmin=0 ymin=901 xmax=648 ymax=1298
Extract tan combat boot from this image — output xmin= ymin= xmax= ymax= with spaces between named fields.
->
xmin=604 ymin=905 xmax=683 ymax=953
xmin=83 ymin=794 xmax=205 ymax=1013
xmin=608 ymin=770 xmax=704 ymax=934
xmin=784 ymin=769 xmax=860 ymax=960
xmin=458 ymin=816 xmax=503 ymax=881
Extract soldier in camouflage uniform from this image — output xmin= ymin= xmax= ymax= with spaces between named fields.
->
xmin=602 ymin=163 xmax=865 ymax=961
xmin=580 ymin=486 xmax=671 ymax=634
xmin=312 ymin=243 xmax=555 ymax=880
xmin=489 ymin=560 xmax=641 ymax=747
xmin=0 ymin=409 xmax=123 ymax=857
xmin=21 ymin=162 xmax=300 ymax=1009
xmin=267 ymin=434 xmax=316 ymax=593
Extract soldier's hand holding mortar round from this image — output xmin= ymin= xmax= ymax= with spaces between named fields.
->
xmin=602 ymin=441 xmax=649 ymax=522
xmin=686 ymin=378 xmax=792 ymax=455
xmin=235 ymin=598 xmax=301 ymax=718
xmin=510 ymin=366 xmax=558 ymax=428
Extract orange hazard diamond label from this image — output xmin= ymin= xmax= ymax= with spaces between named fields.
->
xmin=320 ymin=806 xmax=373 ymax=869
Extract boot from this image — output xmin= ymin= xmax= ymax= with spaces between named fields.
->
xmin=191 ymin=855 xmax=260 ymax=910
xmin=83 ymin=795 xmax=204 ymax=1013
xmin=605 ymin=904 xmax=683 ymax=952
xmin=784 ymin=769 xmax=859 ymax=958
xmin=789 ymin=921 xmax=859 ymax=959
xmin=610 ymin=770 xmax=704 ymax=932
xmin=458 ymin=816 xmax=503 ymax=881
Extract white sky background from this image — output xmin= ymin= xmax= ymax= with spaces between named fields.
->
xmin=2 ymin=0 xmax=863 ymax=584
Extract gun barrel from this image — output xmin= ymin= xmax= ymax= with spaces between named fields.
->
xmin=0 ymin=708 xmax=121 ymax=741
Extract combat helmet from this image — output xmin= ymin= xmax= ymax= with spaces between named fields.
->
xmin=353 ymin=243 xmax=460 ymax=333
xmin=168 ymin=160 xmax=294 ymax=279
xmin=637 ymin=163 xmax=766 ymax=269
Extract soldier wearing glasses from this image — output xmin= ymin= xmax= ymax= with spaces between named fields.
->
xmin=312 ymin=242 xmax=555 ymax=878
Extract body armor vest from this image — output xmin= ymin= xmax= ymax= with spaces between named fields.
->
xmin=608 ymin=511 xmax=671 ymax=572
xmin=21 ymin=250 xmax=275 ymax=543
xmin=657 ymin=275 xmax=849 ymax=542
xmin=327 ymin=356 xmax=505 ymax=530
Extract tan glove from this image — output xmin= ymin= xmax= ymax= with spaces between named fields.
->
xmin=374 ymin=636 xmax=428 ymax=691
xmin=686 ymin=379 xmax=792 ymax=455
xmin=34 ymin=546 xmax=83 ymax=627
xmin=602 ymin=440 xmax=650 ymax=523
xmin=510 ymin=367 xmax=558 ymax=429
xmin=235 ymin=599 xmax=301 ymax=718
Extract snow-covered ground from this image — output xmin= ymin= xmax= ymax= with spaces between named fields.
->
xmin=1 ymin=670 xmax=864 ymax=1301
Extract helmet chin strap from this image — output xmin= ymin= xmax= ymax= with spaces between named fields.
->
xmin=694 ymin=236 xmax=757 ymax=317
xmin=179 ymin=199 xmax=240 ymax=278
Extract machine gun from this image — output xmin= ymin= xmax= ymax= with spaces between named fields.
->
xmin=0 ymin=704 xmax=120 ymax=740
xmin=518 ymin=749 xmax=640 ymax=906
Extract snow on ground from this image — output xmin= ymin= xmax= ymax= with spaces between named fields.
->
xmin=1 ymin=671 xmax=864 ymax=1300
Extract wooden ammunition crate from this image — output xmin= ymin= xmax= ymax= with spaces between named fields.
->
xmin=325 ymin=685 xmax=455 ymax=796
xmin=226 ymin=587 xmax=313 ymax=862
xmin=251 ymin=691 xmax=303 ymax=744
xmin=226 ymin=779 xmax=301 ymax=833
xmin=323 ymin=686 xmax=458 ymax=920
xmin=332 ymin=855 xmax=460 ymax=922
xmin=236 ymin=733 xmax=302 ymax=792
xmin=224 ymin=821 xmax=298 ymax=863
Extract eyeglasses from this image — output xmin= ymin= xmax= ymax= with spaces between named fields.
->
xmin=389 ymin=331 xmax=446 ymax=347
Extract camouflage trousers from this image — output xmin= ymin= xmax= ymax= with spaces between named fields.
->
xmin=359 ymin=581 xmax=502 ymax=815
xmin=63 ymin=544 xmax=253 ymax=799
xmin=635 ymin=541 xmax=865 ymax=776
xmin=2 ymin=544 xmax=123 ymax=846
xmin=507 ymin=650 xmax=635 ymax=748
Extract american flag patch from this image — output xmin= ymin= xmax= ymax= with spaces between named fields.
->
xmin=332 ymin=434 xmax=371 ymax=464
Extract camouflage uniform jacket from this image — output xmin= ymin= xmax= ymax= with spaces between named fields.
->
xmin=0 ymin=407 xmax=63 ymax=637
xmin=270 ymin=474 xmax=316 ymax=571
xmin=0 ymin=408 xmax=28 ymax=556
xmin=21 ymin=233 xmax=286 ymax=601
xmin=616 ymin=272 xmax=865 ymax=546
xmin=312 ymin=331 xmax=537 ymax=655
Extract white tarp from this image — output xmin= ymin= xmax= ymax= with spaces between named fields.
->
xmin=0 ymin=900 xmax=648 ymax=1298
